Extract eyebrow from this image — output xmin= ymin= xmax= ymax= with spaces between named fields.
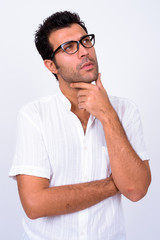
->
xmin=61 ymin=34 xmax=89 ymax=45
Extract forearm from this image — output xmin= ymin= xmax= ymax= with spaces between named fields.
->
xmin=101 ymin=109 xmax=151 ymax=201
xmin=17 ymin=175 xmax=118 ymax=219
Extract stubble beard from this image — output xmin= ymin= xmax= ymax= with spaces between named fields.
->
xmin=54 ymin=57 xmax=99 ymax=84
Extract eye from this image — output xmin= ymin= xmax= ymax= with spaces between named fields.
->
xmin=82 ymin=36 xmax=92 ymax=46
xmin=83 ymin=37 xmax=90 ymax=43
xmin=63 ymin=42 xmax=75 ymax=53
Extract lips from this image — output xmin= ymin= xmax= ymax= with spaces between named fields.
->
xmin=80 ymin=62 xmax=94 ymax=70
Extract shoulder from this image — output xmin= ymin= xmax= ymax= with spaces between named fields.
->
xmin=109 ymin=95 xmax=140 ymax=127
xmin=17 ymin=92 xmax=58 ymax=125
xmin=19 ymin=93 xmax=57 ymax=116
xmin=109 ymin=95 xmax=137 ymax=109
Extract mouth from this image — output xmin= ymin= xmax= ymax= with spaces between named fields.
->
xmin=80 ymin=62 xmax=94 ymax=70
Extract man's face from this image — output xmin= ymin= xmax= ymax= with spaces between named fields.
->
xmin=48 ymin=24 xmax=99 ymax=84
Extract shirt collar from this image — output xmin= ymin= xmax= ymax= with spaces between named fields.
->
xmin=57 ymin=87 xmax=71 ymax=111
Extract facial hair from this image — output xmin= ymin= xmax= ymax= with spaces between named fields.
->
xmin=54 ymin=56 xmax=99 ymax=83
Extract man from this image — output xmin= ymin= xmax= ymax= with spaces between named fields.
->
xmin=9 ymin=11 xmax=151 ymax=240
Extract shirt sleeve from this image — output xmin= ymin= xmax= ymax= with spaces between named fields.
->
xmin=123 ymin=101 xmax=150 ymax=161
xmin=9 ymin=105 xmax=52 ymax=180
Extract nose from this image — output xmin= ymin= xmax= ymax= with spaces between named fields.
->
xmin=78 ymin=43 xmax=89 ymax=58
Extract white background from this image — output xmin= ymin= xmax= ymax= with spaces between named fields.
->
xmin=0 ymin=0 xmax=159 ymax=239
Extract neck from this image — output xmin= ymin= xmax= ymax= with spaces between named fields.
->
xmin=59 ymin=80 xmax=90 ymax=126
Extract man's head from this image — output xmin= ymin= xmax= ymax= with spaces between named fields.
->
xmin=35 ymin=11 xmax=98 ymax=83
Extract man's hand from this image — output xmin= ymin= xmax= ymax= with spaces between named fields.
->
xmin=70 ymin=73 xmax=114 ymax=122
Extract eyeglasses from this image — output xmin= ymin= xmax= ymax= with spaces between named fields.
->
xmin=51 ymin=34 xmax=95 ymax=59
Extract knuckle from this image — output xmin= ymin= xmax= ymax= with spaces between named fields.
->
xmin=87 ymin=96 xmax=91 ymax=101
xmin=90 ymin=90 xmax=94 ymax=95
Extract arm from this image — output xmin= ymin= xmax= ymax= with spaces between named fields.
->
xmin=101 ymin=109 xmax=151 ymax=201
xmin=16 ymin=174 xmax=118 ymax=219
xmin=70 ymin=74 xmax=151 ymax=202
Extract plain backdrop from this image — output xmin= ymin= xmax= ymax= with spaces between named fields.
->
xmin=0 ymin=0 xmax=160 ymax=239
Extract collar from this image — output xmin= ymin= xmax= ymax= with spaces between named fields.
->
xmin=57 ymin=87 xmax=96 ymax=123
xmin=57 ymin=87 xmax=72 ymax=111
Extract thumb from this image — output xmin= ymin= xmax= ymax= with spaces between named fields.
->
xmin=96 ymin=73 xmax=103 ymax=88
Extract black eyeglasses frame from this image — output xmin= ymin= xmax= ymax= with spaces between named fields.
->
xmin=50 ymin=34 xmax=95 ymax=59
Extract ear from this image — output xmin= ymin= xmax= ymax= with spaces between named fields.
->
xmin=44 ymin=60 xmax=58 ymax=74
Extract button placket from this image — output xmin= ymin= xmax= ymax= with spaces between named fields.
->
xmin=82 ymin=135 xmax=89 ymax=182
xmin=78 ymin=208 xmax=88 ymax=240
xmin=74 ymin=115 xmax=94 ymax=240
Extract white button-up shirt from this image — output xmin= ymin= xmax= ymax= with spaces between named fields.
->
xmin=9 ymin=88 xmax=149 ymax=240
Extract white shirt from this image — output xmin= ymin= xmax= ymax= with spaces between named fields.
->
xmin=9 ymin=88 xmax=149 ymax=240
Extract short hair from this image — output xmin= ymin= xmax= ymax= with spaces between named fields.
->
xmin=35 ymin=11 xmax=88 ymax=79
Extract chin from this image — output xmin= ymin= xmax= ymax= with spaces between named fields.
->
xmin=84 ymin=79 xmax=94 ymax=83
xmin=83 ymin=72 xmax=98 ymax=83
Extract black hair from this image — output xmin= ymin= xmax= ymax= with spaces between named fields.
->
xmin=35 ymin=11 xmax=88 ymax=80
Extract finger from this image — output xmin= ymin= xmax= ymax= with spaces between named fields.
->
xmin=96 ymin=73 xmax=103 ymax=88
xmin=70 ymin=82 xmax=95 ymax=90
xmin=77 ymin=96 xmax=87 ymax=103
xmin=78 ymin=102 xmax=86 ymax=109
xmin=77 ymin=89 xmax=89 ymax=97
